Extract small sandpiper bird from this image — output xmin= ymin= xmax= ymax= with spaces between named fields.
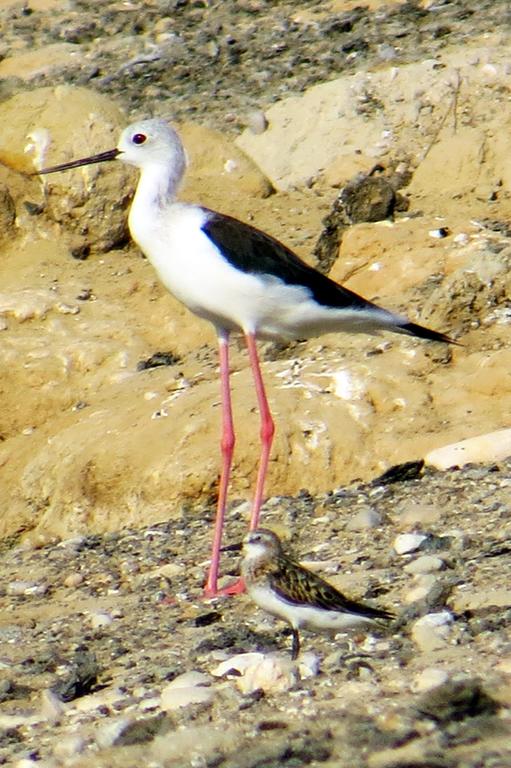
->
xmin=241 ymin=528 xmax=394 ymax=659
xmin=36 ymin=119 xmax=455 ymax=597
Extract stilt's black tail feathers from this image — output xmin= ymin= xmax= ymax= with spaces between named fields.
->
xmin=398 ymin=320 xmax=461 ymax=346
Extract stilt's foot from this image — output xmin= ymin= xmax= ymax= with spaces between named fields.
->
xmin=203 ymin=577 xmax=246 ymax=598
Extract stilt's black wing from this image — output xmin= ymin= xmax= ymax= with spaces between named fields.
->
xmin=202 ymin=210 xmax=454 ymax=344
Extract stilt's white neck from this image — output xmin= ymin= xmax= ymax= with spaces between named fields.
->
xmin=129 ymin=158 xmax=185 ymax=242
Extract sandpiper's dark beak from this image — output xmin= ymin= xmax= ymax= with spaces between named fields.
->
xmin=34 ymin=147 xmax=122 ymax=175
xmin=220 ymin=541 xmax=243 ymax=553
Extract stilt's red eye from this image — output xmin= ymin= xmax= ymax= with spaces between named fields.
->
xmin=132 ymin=133 xmax=147 ymax=145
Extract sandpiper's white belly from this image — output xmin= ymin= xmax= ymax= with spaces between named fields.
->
xmin=248 ymin=584 xmax=377 ymax=633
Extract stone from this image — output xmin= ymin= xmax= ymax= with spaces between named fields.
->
xmin=395 ymin=502 xmax=441 ymax=528
xmin=449 ymin=587 xmax=511 ymax=613
xmin=403 ymin=555 xmax=445 ymax=575
xmin=0 ymin=85 xmax=131 ymax=252
xmin=403 ymin=574 xmax=439 ymax=604
xmin=212 ymin=652 xmax=297 ymax=694
xmin=88 ymin=610 xmax=114 ymax=629
xmin=411 ymin=611 xmax=453 ymax=652
xmin=425 ymin=428 xmax=511 ymax=470
xmin=52 ymin=734 xmax=87 ymax=759
xmin=236 ymin=654 xmax=297 ymax=695
xmin=411 ymin=668 xmax=449 ymax=693
xmin=393 ymin=533 xmax=427 ymax=555
xmin=160 ymin=685 xmax=214 ymax=711
xmin=165 ymin=671 xmax=211 ymax=689
xmin=63 ymin=573 xmax=84 ymax=588
xmin=346 ymin=507 xmax=383 ymax=530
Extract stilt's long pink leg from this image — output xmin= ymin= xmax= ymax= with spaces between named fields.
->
xmin=204 ymin=331 xmax=235 ymax=597
xmin=245 ymin=332 xmax=275 ymax=531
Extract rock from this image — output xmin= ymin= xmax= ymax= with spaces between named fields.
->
xmin=411 ymin=668 xmax=449 ymax=693
xmin=160 ymin=685 xmax=214 ymax=711
xmin=165 ymin=671 xmax=211 ymax=689
xmin=403 ymin=555 xmax=445 ymax=575
xmin=63 ymin=572 xmax=84 ymax=588
xmin=449 ymin=587 xmax=511 ymax=613
xmin=297 ymin=652 xmax=321 ymax=679
xmin=95 ymin=717 xmax=132 ymax=749
xmin=424 ymin=428 xmax=511 ymax=470
xmin=40 ymin=689 xmax=67 ymax=723
xmin=88 ymin=610 xmax=114 ymax=629
xmin=346 ymin=507 xmax=383 ymax=530
xmin=393 ymin=533 xmax=427 ymax=555
xmin=395 ymin=502 xmax=441 ymax=528
xmin=52 ymin=734 xmax=87 ymax=759
xmin=0 ymin=86 xmax=131 ymax=252
xmin=236 ymin=654 xmax=297 ymax=695
xmin=160 ymin=670 xmax=214 ymax=711
xmin=0 ymin=43 xmax=83 ymax=81
xmin=411 ymin=611 xmax=453 ymax=652
xmin=211 ymin=653 xmax=265 ymax=678
xmin=212 ymin=652 xmax=297 ymax=694
xmin=403 ymin=574 xmax=440 ymax=604
xmin=244 ymin=110 xmax=268 ymax=135
xmin=6 ymin=580 xmax=48 ymax=596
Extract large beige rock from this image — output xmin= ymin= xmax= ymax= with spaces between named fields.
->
xmin=0 ymin=85 xmax=132 ymax=252
xmin=236 ymin=43 xmax=511 ymax=194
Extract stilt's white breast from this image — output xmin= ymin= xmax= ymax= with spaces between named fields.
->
xmin=130 ymin=201 xmax=310 ymax=335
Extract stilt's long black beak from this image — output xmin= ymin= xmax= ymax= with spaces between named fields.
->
xmin=34 ymin=147 xmax=121 ymax=176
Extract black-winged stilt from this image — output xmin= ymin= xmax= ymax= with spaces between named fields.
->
xmin=36 ymin=119 xmax=455 ymax=597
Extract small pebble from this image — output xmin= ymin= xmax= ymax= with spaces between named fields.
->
xmin=6 ymin=581 xmax=48 ymax=597
xmin=245 ymin=110 xmax=268 ymax=134
xmin=89 ymin=610 xmax=114 ymax=629
xmin=396 ymin=502 xmax=441 ymax=527
xmin=160 ymin=675 xmax=214 ymax=711
xmin=428 ymin=227 xmax=449 ymax=239
xmin=403 ymin=555 xmax=445 ymax=575
xmin=236 ymin=654 xmax=297 ymax=695
xmin=411 ymin=668 xmax=449 ymax=693
xmin=403 ymin=574 xmax=439 ymax=604
xmin=165 ymin=671 xmax=211 ymax=689
xmin=63 ymin=573 xmax=84 ymax=588
xmin=297 ymin=652 xmax=321 ymax=679
xmin=211 ymin=653 xmax=264 ymax=678
xmin=56 ymin=301 xmax=80 ymax=315
xmin=411 ymin=611 xmax=453 ymax=653
xmin=40 ymin=689 xmax=66 ymax=722
xmin=346 ymin=507 xmax=382 ymax=531
xmin=52 ymin=734 xmax=87 ymax=759
xmin=393 ymin=533 xmax=427 ymax=555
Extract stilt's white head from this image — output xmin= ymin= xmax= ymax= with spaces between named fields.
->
xmin=116 ymin=119 xmax=187 ymax=179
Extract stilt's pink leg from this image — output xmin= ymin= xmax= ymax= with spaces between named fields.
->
xmin=204 ymin=331 xmax=235 ymax=597
xmin=245 ymin=332 xmax=275 ymax=531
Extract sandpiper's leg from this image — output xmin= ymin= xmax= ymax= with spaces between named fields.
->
xmin=204 ymin=331 xmax=239 ymax=597
xmin=245 ymin=332 xmax=275 ymax=531
xmin=291 ymin=628 xmax=300 ymax=660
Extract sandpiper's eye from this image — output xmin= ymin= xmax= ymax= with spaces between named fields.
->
xmin=132 ymin=133 xmax=147 ymax=145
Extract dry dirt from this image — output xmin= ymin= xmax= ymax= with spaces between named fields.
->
xmin=1 ymin=1 xmax=511 ymax=766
